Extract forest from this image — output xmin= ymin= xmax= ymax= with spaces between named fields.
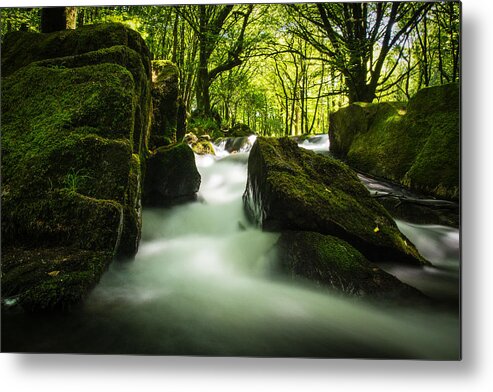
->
xmin=1 ymin=2 xmax=460 ymax=359
xmin=1 ymin=3 xmax=459 ymax=136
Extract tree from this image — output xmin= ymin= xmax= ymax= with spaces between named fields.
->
xmin=289 ymin=2 xmax=432 ymax=103
xmin=178 ymin=4 xmax=254 ymax=118
xmin=40 ymin=7 xmax=77 ymax=33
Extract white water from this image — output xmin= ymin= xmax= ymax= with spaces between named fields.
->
xmin=2 ymin=136 xmax=459 ymax=358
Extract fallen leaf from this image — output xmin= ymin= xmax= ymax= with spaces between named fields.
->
xmin=47 ymin=270 xmax=60 ymax=277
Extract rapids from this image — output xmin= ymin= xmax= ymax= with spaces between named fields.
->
xmin=1 ymin=135 xmax=460 ymax=359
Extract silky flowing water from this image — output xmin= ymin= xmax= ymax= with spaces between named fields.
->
xmin=1 ymin=136 xmax=460 ymax=358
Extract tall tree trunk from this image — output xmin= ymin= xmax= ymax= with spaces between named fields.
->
xmin=171 ymin=12 xmax=179 ymax=64
xmin=65 ymin=7 xmax=77 ymax=29
xmin=41 ymin=7 xmax=66 ymax=33
xmin=196 ymin=5 xmax=212 ymax=117
xmin=196 ymin=41 xmax=211 ymax=116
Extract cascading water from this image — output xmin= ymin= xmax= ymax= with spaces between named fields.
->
xmin=1 ymin=135 xmax=459 ymax=358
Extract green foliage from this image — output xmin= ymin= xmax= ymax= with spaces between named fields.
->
xmin=189 ymin=116 xmax=220 ymax=136
xmin=0 ymin=7 xmax=41 ymax=37
xmin=62 ymin=168 xmax=92 ymax=196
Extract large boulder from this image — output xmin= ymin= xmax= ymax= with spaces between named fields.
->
xmin=243 ymin=137 xmax=427 ymax=266
xmin=277 ymin=231 xmax=425 ymax=301
xmin=2 ymin=23 xmax=151 ymax=78
xmin=329 ymin=84 xmax=459 ymax=200
xmin=1 ymin=24 xmax=152 ymax=311
xmin=149 ymin=60 xmax=179 ymax=149
xmin=142 ymin=143 xmax=201 ymax=206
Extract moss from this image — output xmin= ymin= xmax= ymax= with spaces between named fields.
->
xmin=2 ymin=246 xmax=113 ymax=312
xmin=402 ymin=85 xmax=460 ymax=199
xmin=36 ymin=45 xmax=152 ymax=155
xmin=150 ymin=60 xmax=179 ymax=148
xmin=2 ymin=24 xmax=153 ymax=157
xmin=245 ymin=137 xmax=427 ymax=265
xmin=2 ymin=63 xmax=136 ymax=148
xmin=2 ymin=189 xmax=123 ymax=250
xmin=329 ymin=104 xmax=370 ymax=156
xmin=348 ymin=107 xmax=417 ymax=181
xmin=151 ymin=60 xmax=179 ymax=84
xmin=330 ymin=84 xmax=459 ymax=200
xmin=2 ymin=23 xmax=151 ymax=78
xmin=277 ymin=231 xmax=425 ymax=300
xmin=118 ymin=154 xmax=142 ymax=257
xmin=191 ymin=140 xmax=215 ymax=155
xmin=1 ymin=23 xmax=154 ymax=311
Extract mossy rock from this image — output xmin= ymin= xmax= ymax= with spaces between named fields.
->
xmin=2 ymin=23 xmax=151 ymax=78
xmin=329 ymin=84 xmax=459 ymax=200
xmin=244 ymin=137 xmax=428 ymax=266
xmin=1 ymin=247 xmax=113 ymax=312
xmin=1 ymin=62 xmax=137 ymax=251
xmin=1 ymin=23 xmax=153 ymax=311
xmin=36 ymin=45 xmax=152 ymax=155
xmin=402 ymin=84 xmax=460 ymax=199
xmin=142 ymin=143 xmax=201 ymax=206
xmin=277 ymin=231 xmax=425 ymax=301
xmin=226 ymin=123 xmax=254 ymax=138
xmin=191 ymin=140 xmax=215 ymax=155
xmin=149 ymin=60 xmax=179 ymax=148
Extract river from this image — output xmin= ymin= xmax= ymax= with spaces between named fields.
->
xmin=1 ymin=135 xmax=460 ymax=358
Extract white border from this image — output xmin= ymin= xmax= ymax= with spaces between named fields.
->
xmin=2 ymin=0 xmax=492 ymax=391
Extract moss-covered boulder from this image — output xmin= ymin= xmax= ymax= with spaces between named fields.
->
xmin=1 ymin=247 xmax=114 ymax=312
xmin=142 ymin=143 xmax=201 ymax=206
xmin=244 ymin=137 xmax=427 ymax=266
xmin=329 ymin=84 xmax=459 ymax=200
xmin=1 ymin=24 xmax=152 ymax=311
xmin=191 ymin=140 xmax=216 ymax=155
xmin=183 ymin=132 xmax=216 ymax=155
xmin=149 ymin=60 xmax=179 ymax=149
xmin=277 ymin=231 xmax=425 ymax=301
xmin=226 ymin=123 xmax=254 ymax=138
xmin=2 ymin=23 xmax=151 ymax=78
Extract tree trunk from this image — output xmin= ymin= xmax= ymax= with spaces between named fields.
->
xmin=41 ymin=8 xmax=66 ymax=33
xmin=196 ymin=46 xmax=211 ymax=116
xmin=196 ymin=5 xmax=212 ymax=117
xmin=65 ymin=7 xmax=77 ymax=30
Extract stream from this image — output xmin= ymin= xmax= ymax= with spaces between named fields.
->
xmin=1 ymin=135 xmax=460 ymax=359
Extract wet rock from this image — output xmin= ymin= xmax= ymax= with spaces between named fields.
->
xmin=183 ymin=132 xmax=215 ymax=155
xmin=329 ymin=84 xmax=459 ymax=200
xmin=1 ymin=23 xmax=152 ymax=311
xmin=277 ymin=231 xmax=426 ymax=301
xmin=142 ymin=143 xmax=201 ymax=206
xmin=216 ymin=136 xmax=255 ymax=153
xmin=225 ymin=123 xmax=253 ymax=138
xmin=191 ymin=140 xmax=215 ymax=155
xmin=243 ymin=137 xmax=428 ymax=266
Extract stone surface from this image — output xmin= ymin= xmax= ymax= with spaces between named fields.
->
xmin=243 ymin=137 xmax=428 ymax=266
xmin=1 ymin=24 xmax=152 ymax=311
xmin=142 ymin=143 xmax=201 ymax=206
xmin=149 ymin=60 xmax=179 ymax=149
xmin=277 ymin=231 xmax=426 ymax=301
xmin=329 ymin=84 xmax=459 ymax=200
